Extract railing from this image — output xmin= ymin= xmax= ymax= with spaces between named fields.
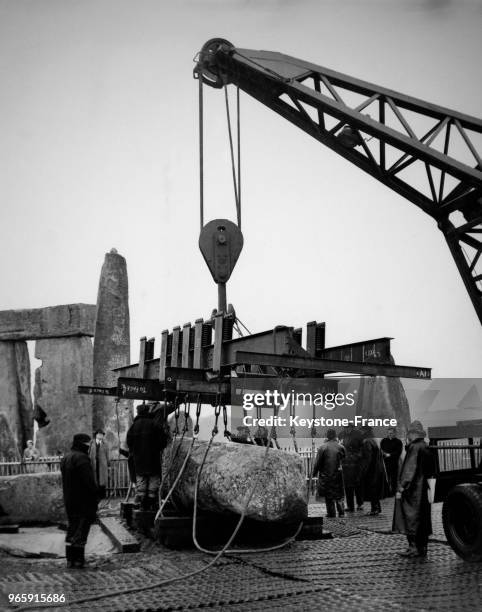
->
xmin=432 ymin=438 xmax=482 ymax=472
xmin=0 ymin=457 xmax=130 ymax=498
xmin=2 ymin=441 xmax=478 ymax=497
xmin=0 ymin=456 xmax=62 ymax=476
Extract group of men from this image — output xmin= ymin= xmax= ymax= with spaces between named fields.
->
xmin=312 ymin=420 xmax=436 ymax=558
xmin=60 ymin=403 xmax=169 ymax=569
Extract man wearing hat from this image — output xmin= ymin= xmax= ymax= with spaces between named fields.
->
xmin=312 ymin=428 xmax=346 ymax=518
xmin=60 ymin=433 xmax=99 ymax=568
xmin=393 ymin=420 xmax=437 ymax=558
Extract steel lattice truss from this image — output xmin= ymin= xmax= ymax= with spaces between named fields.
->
xmin=196 ymin=41 xmax=482 ymax=324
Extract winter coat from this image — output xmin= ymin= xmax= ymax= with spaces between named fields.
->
xmin=60 ymin=443 xmax=98 ymax=520
xmin=380 ymin=437 xmax=403 ymax=469
xmin=126 ymin=414 xmax=169 ymax=476
xmin=88 ymin=440 xmax=109 ymax=487
xmin=360 ymin=437 xmax=386 ymax=501
xmin=312 ymin=440 xmax=345 ymax=500
xmin=341 ymin=429 xmax=363 ymax=487
xmin=393 ymin=438 xmax=435 ymax=537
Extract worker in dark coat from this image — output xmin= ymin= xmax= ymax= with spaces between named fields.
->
xmin=60 ymin=433 xmax=98 ymax=569
xmin=360 ymin=425 xmax=386 ymax=515
xmin=126 ymin=404 xmax=169 ymax=511
xmin=381 ymin=427 xmax=403 ymax=496
xmin=312 ymin=428 xmax=346 ymax=517
xmin=393 ymin=420 xmax=436 ymax=558
xmin=340 ymin=424 xmax=364 ymax=512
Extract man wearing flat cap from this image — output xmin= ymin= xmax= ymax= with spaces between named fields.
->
xmin=393 ymin=420 xmax=437 ymax=558
xmin=60 ymin=433 xmax=99 ymax=568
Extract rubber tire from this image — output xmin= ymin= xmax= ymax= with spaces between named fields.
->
xmin=442 ymin=483 xmax=482 ymax=562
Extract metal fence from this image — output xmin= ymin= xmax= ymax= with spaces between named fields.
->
xmin=0 ymin=457 xmax=130 ymax=498
xmin=1 ymin=440 xmax=479 ymax=497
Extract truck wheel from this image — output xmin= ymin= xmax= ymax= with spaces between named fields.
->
xmin=442 ymin=483 xmax=482 ymax=562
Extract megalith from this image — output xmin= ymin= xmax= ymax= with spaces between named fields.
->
xmin=35 ymin=337 xmax=93 ymax=455
xmin=93 ymin=249 xmax=131 ymax=451
xmin=0 ymin=341 xmax=33 ymax=458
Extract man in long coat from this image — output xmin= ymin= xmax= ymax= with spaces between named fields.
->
xmin=360 ymin=425 xmax=385 ymax=515
xmin=88 ymin=429 xmax=109 ymax=500
xmin=340 ymin=424 xmax=364 ymax=512
xmin=312 ymin=428 xmax=346 ymax=517
xmin=126 ymin=404 xmax=169 ymax=511
xmin=393 ymin=420 xmax=436 ymax=558
xmin=60 ymin=433 xmax=98 ymax=569
xmin=381 ymin=427 xmax=403 ymax=496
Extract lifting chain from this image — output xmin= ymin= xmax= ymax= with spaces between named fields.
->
xmin=182 ymin=395 xmax=191 ymax=434
xmin=212 ymin=402 xmax=221 ymax=437
xmin=194 ymin=395 xmax=202 ymax=436
xmin=222 ymin=405 xmax=231 ymax=439
xmin=173 ymin=398 xmax=181 ymax=436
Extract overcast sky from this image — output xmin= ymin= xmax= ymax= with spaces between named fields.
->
xmin=1 ymin=0 xmax=481 ymax=378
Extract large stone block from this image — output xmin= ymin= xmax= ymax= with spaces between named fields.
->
xmin=163 ymin=439 xmax=308 ymax=523
xmin=0 ymin=341 xmax=33 ymax=458
xmin=0 ymin=472 xmax=65 ymax=524
xmin=93 ymin=249 xmax=131 ymax=450
xmin=35 ymin=337 xmax=93 ymax=456
xmin=0 ymin=304 xmax=96 ymax=341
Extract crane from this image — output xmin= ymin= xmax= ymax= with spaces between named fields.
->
xmin=194 ymin=39 xmax=482 ymax=326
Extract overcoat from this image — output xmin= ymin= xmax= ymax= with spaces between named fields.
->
xmin=88 ymin=440 xmax=109 ymax=487
xmin=126 ymin=414 xmax=168 ymax=476
xmin=60 ymin=442 xmax=98 ymax=520
xmin=392 ymin=438 xmax=434 ymax=538
xmin=341 ymin=429 xmax=363 ymax=487
xmin=312 ymin=440 xmax=345 ymax=500
xmin=360 ymin=437 xmax=386 ymax=501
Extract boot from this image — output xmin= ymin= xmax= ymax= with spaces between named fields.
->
xmin=71 ymin=545 xmax=85 ymax=568
xmin=65 ymin=544 xmax=74 ymax=569
xmin=336 ymin=500 xmax=345 ymax=517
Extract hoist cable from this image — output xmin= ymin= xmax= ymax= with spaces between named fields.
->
xmin=224 ymin=85 xmax=241 ymax=228
xmin=237 ymin=86 xmax=241 ymax=229
xmin=199 ymin=75 xmax=204 ymax=230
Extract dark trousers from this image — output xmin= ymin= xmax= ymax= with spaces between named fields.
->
xmin=66 ymin=515 xmax=92 ymax=547
xmin=345 ymin=485 xmax=364 ymax=510
xmin=384 ymin=460 xmax=399 ymax=496
xmin=325 ymin=498 xmax=345 ymax=518
xmin=370 ymin=499 xmax=381 ymax=513
xmin=407 ymin=531 xmax=428 ymax=550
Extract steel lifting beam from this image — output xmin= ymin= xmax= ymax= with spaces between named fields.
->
xmin=233 ymin=350 xmax=431 ymax=379
xmin=195 ymin=40 xmax=482 ymax=325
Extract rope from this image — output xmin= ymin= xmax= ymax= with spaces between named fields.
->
xmin=14 ymin=403 xmax=303 ymax=612
xmin=154 ymin=436 xmax=196 ymax=521
xmin=192 ymin=407 xmax=303 ymax=555
xmin=155 ymin=398 xmax=193 ymax=520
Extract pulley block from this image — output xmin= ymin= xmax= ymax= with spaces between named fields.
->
xmin=198 ymin=219 xmax=243 ymax=284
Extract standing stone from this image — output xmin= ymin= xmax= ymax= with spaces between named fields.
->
xmin=93 ymin=249 xmax=131 ymax=452
xmin=34 ymin=337 xmax=93 ymax=456
xmin=0 ymin=341 xmax=33 ymax=458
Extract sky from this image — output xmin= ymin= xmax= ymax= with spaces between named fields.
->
xmin=1 ymin=0 xmax=481 ymax=381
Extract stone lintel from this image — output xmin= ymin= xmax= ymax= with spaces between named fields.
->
xmin=0 ymin=304 xmax=96 ymax=341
